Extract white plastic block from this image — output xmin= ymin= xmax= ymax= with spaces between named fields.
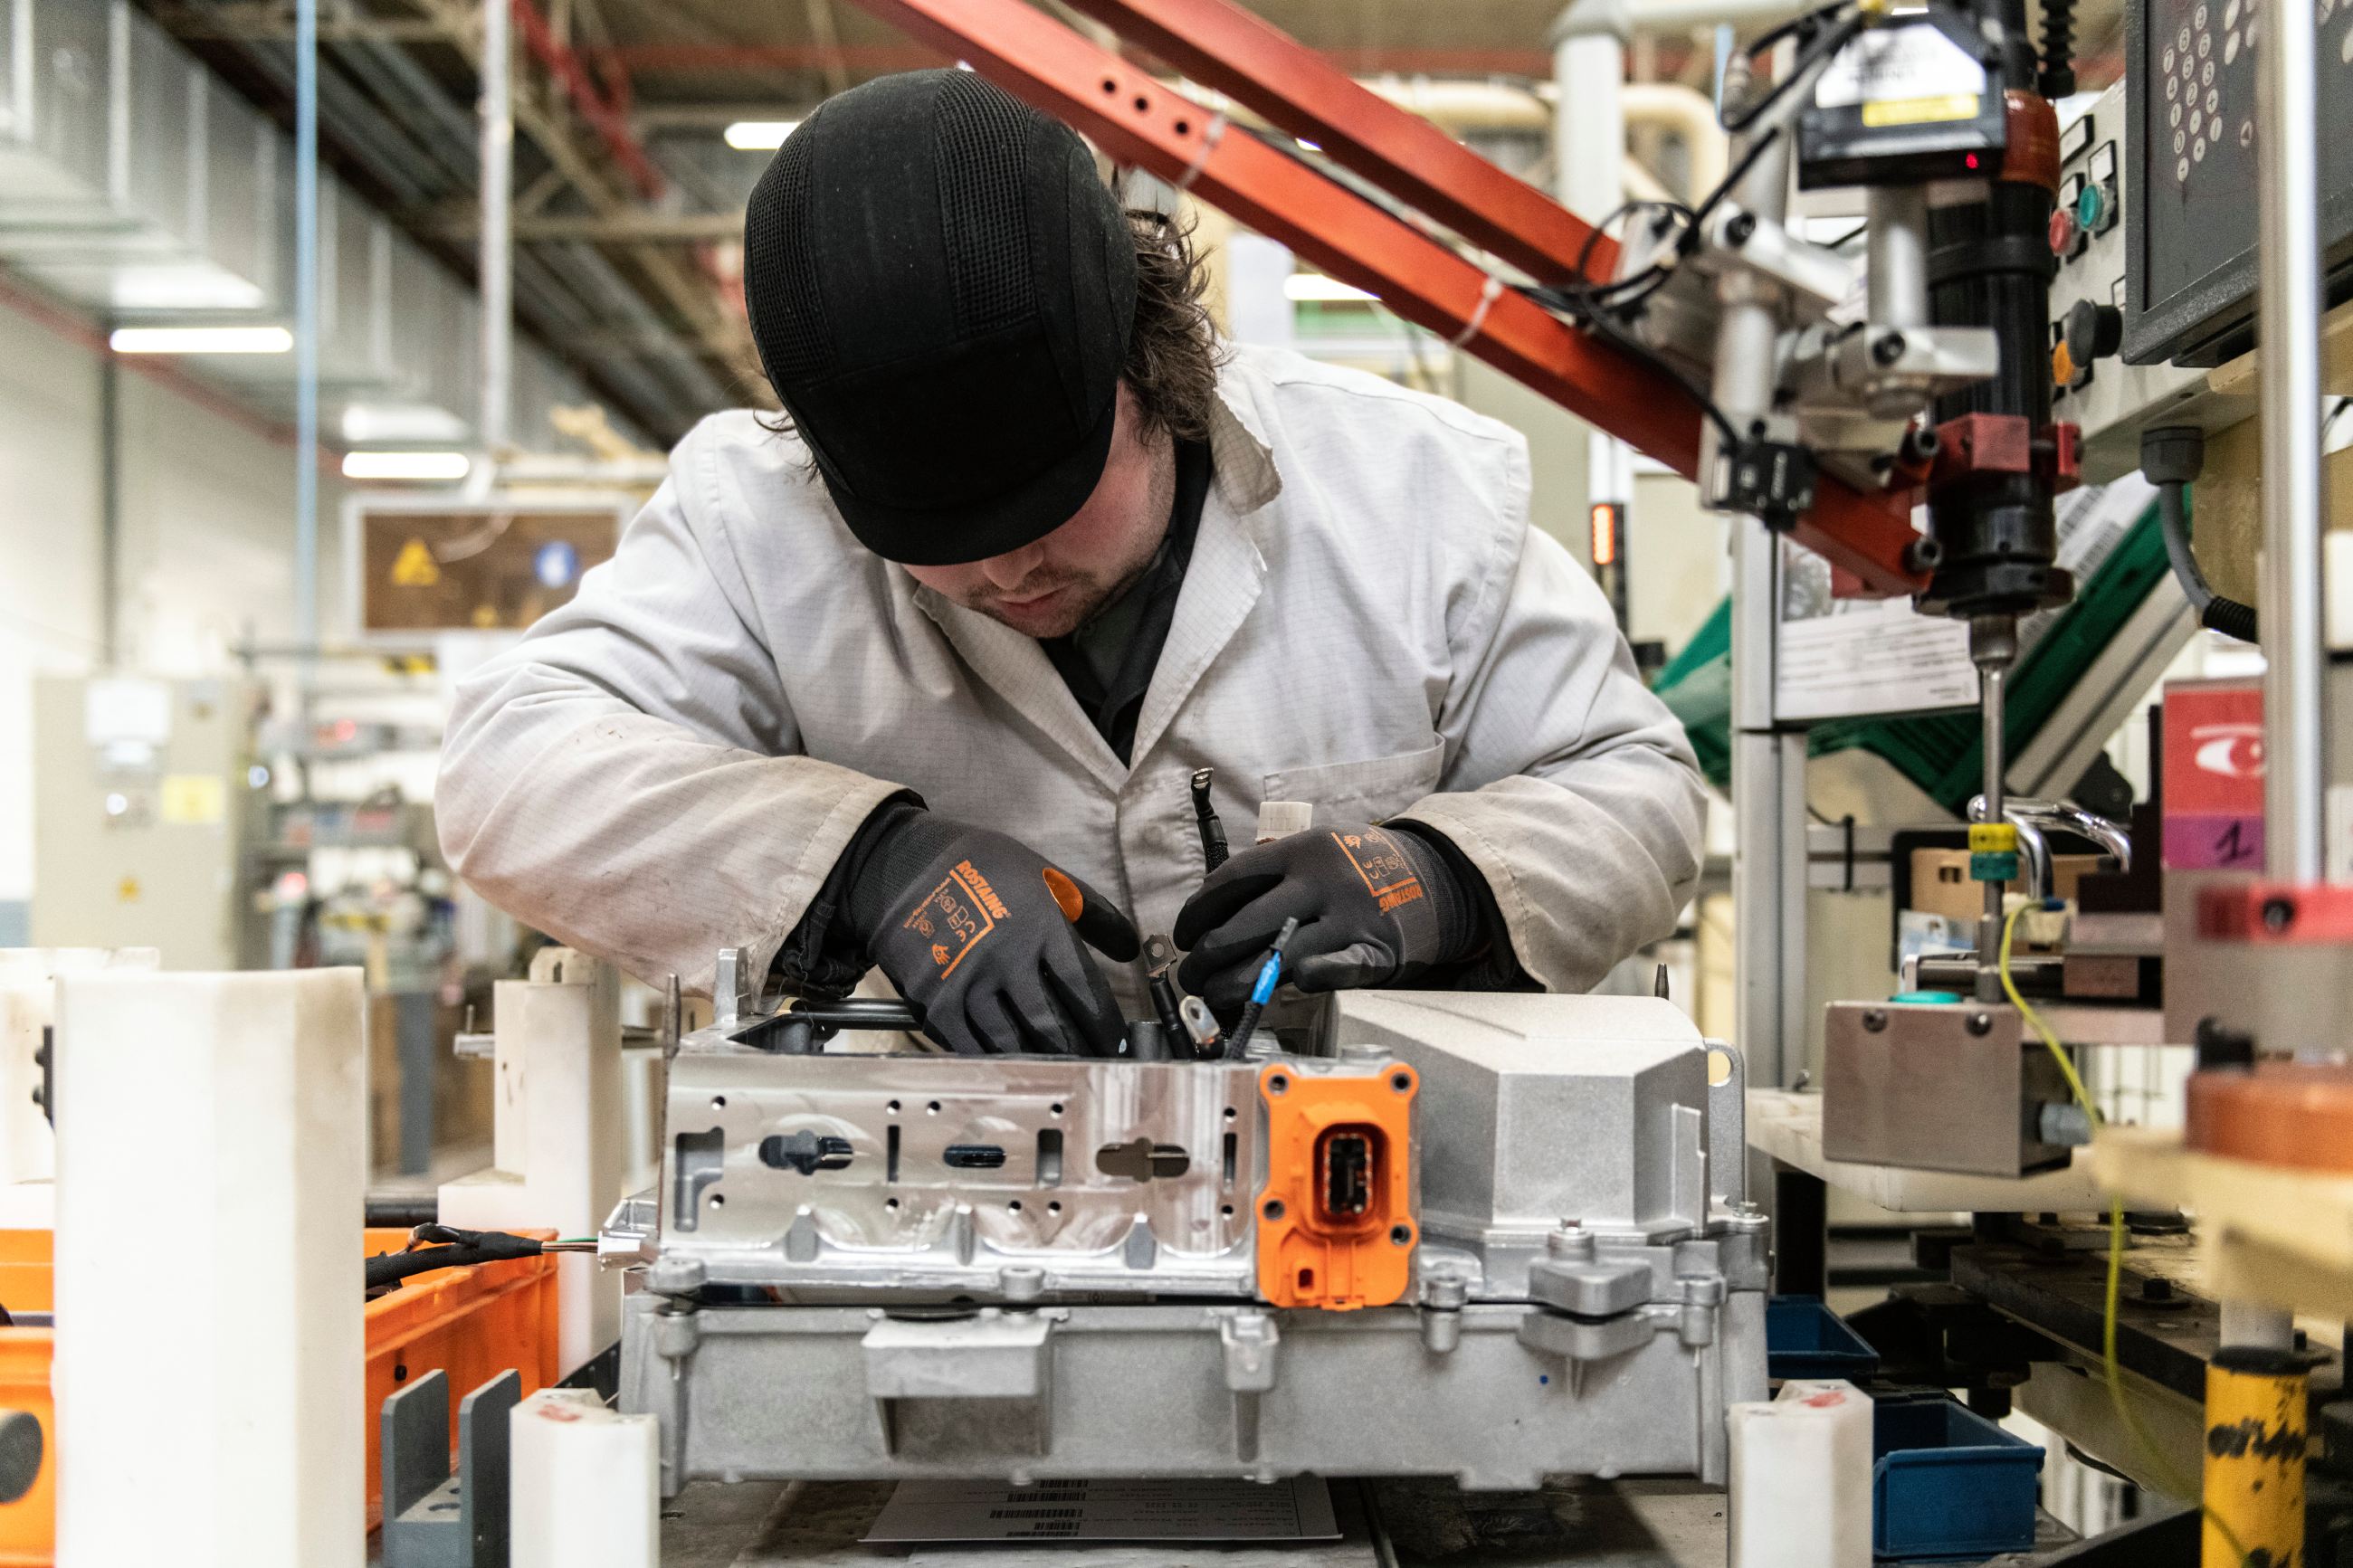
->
xmin=52 ymin=967 xmax=366 ymax=1568
xmin=1728 ymin=1378 xmax=1874 ymax=1568
xmin=510 ymin=1388 xmax=658 ymax=1568
xmin=440 ymin=948 xmax=624 ymax=1374
xmin=0 ymin=947 xmax=157 ymax=1190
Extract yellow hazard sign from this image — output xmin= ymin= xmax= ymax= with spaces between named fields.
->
xmin=391 ymin=537 xmax=441 ymax=587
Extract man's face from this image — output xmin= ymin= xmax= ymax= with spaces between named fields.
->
xmin=901 ymin=384 xmax=1176 ymax=640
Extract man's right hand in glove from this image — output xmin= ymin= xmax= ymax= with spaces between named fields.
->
xmin=841 ymin=803 xmax=1139 ymax=1057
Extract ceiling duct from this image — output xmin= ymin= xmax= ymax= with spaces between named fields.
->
xmin=0 ymin=0 xmax=637 ymax=452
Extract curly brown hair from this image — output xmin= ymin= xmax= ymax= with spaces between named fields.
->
xmin=756 ymin=207 xmax=1224 ymax=456
xmin=1121 ymin=207 xmax=1224 ymax=443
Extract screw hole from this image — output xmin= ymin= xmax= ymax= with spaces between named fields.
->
xmin=710 ymin=1095 xmax=727 ymax=1110
xmin=393 ymin=1363 xmax=408 ymax=1383
xmin=1389 ymin=1071 xmax=1411 ymax=1093
xmin=1050 ymin=1102 xmax=1064 ymax=1116
xmin=1101 ymin=77 xmax=1117 ymax=93
xmin=1176 ymin=119 xmax=1191 ymax=134
xmin=885 ymin=1197 xmax=900 ymax=1211
xmin=1133 ymin=93 xmax=1150 ymax=112
xmin=709 ymin=1193 xmax=724 ymax=1207
xmin=1047 ymin=1201 xmax=1061 ymax=1214
xmin=1390 ymin=1223 xmax=1413 ymax=1246
xmin=1008 ymin=1200 xmax=1023 ymax=1212
xmin=1262 ymin=1198 xmax=1286 ymax=1221
xmin=927 ymin=1100 xmax=941 ymax=1115
xmin=1221 ymin=1204 xmax=1234 ymax=1217
xmin=887 ymin=1099 xmax=900 ymax=1114
xmin=1224 ymin=1106 xmax=1238 ymax=1120
xmin=1267 ymin=1075 xmax=1289 ymax=1096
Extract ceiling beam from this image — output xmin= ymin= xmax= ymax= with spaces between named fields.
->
xmin=150 ymin=3 xmax=452 ymax=41
xmin=429 ymin=208 xmax=746 ymax=242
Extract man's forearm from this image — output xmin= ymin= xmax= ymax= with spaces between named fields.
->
xmin=1391 ymin=745 xmax=1705 ymax=993
xmin=437 ymin=662 xmax=906 ymax=997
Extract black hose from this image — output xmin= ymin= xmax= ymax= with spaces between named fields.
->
xmin=2143 ymin=427 xmax=2258 ymax=645
xmin=2202 ymin=594 xmax=2259 ymax=643
xmin=365 ymin=1224 xmax=548 ymax=1290
xmin=2153 ymin=480 xmax=2259 ymax=643
xmin=2038 ymin=0 xmax=2077 ymax=100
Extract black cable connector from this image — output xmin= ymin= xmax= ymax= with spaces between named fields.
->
xmin=1222 ymin=917 xmax=1300 ymax=1060
xmin=1190 ymin=768 xmax=1229 ymax=874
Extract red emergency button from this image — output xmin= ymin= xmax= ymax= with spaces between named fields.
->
xmin=2048 ymin=206 xmax=2080 ymax=256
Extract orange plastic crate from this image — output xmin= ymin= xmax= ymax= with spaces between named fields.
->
xmin=0 ymin=1227 xmax=560 ymax=1564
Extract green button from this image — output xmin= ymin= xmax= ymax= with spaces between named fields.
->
xmin=1970 ymin=851 xmax=2020 ymax=882
xmin=2076 ymin=182 xmax=2110 ymax=233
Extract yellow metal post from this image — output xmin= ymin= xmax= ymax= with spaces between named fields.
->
xmin=2203 ymin=1348 xmax=2309 ymax=1567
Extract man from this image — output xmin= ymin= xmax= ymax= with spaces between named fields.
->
xmin=438 ymin=70 xmax=1704 ymax=1057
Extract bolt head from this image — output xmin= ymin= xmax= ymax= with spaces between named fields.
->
xmin=1872 ymin=331 xmax=1908 ymax=366
xmin=1967 ymin=1012 xmax=1995 ymax=1036
xmin=1862 ymin=1008 xmax=1889 ymax=1032
xmin=2262 ymin=897 xmax=2296 ymax=933
xmin=1726 ymin=212 xmax=1757 ymax=245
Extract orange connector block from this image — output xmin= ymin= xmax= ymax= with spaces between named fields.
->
xmin=1253 ymin=1060 xmax=1416 ymax=1310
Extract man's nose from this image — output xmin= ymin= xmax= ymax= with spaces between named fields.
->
xmin=978 ymin=544 xmax=1045 ymax=590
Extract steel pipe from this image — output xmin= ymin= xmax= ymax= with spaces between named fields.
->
xmin=2256 ymin=0 xmax=2327 ymax=885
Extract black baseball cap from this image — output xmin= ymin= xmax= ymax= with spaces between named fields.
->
xmin=742 ymin=71 xmax=1139 ymax=566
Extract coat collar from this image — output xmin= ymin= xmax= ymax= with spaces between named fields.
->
xmin=908 ymin=353 xmax=1285 ymax=785
xmin=910 ymin=587 xmax=1130 ymax=789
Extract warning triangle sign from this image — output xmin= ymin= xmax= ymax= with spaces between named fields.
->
xmin=391 ymin=537 xmax=441 ymax=587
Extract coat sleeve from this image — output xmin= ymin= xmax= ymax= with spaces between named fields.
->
xmin=1390 ymin=497 xmax=1707 ymax=994
xmin=434 ymin=441 xmax=905 ymax=997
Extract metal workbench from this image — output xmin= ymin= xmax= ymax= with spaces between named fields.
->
xmin=659 ymin=1477 xmax=1737 ymax=1566
xmin=659 ymin=1476 xmax=2082 ymax=1565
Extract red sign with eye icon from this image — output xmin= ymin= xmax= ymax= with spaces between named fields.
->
xmin=2163 ymin=678 xmax=2264 ymax=870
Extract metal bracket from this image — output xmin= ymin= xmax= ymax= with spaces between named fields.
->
xmin=381 ymin=1368 xmax=521 ymax=1568
xmin=1526 ymin=1258 xmax=1653 ymax=1317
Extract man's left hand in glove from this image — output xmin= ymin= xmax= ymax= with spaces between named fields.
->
xmin=1172 ymin=821 xmax=1481 ymax=1018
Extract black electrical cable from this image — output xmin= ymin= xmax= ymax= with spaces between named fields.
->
xmin=1722 ymin=10 xmax=1865 ymax=135
xmin=365 ymin=1224 xmax=551 ymax=1291
xmin=1221 ymin=917 xmax=1300 ymax=1060
xmin=1743 ymin=0 xmax=1853 ymax=62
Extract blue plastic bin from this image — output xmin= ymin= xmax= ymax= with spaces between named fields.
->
xmin=1766 ymin=1296 xmax=1881 ymax=1383
xmin=1872 ymin=1393 xmax=2044 ymax=1559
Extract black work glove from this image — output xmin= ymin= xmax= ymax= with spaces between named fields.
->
xmin=843 ymin=804 xmax=1139 ymax=1057
xmin=1173 ymin=822 xmax=1478 ymax=1018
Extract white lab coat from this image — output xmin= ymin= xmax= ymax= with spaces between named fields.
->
xmin=437 ymin=345 xmax=1705 ymax=1015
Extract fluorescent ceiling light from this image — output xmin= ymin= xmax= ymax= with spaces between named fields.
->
xmin=1283 ymin=273 xmax=1377 ymax=303
xmin=342 ymin=451 xmax=472 ymax=481
xmin=110 ymin=325 xmax=293 ymax=355
xmin=341 ymin=403 xmax=471 ymax=444
xmin=108 ymin=265 xmax=266 ymax=311
xmin=724 ymin=119 xmax=801 ymax=150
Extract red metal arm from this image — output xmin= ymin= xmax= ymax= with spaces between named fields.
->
xmin=847 ymin=0 xmax=1927 ymax=596
xmin=1060 ymin=0 xmax=1617 ymax=289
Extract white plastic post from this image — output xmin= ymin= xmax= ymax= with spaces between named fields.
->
xmin=439 ymin=948 xmax=624 ymax=1374
xmin=52 ymin=967 xmax=367 ymax=1568
xmin=510 ymin=1388 xmax=658 ymax=1568
xmin=1728 ymin=1378 xmax=1875 ymax=1568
